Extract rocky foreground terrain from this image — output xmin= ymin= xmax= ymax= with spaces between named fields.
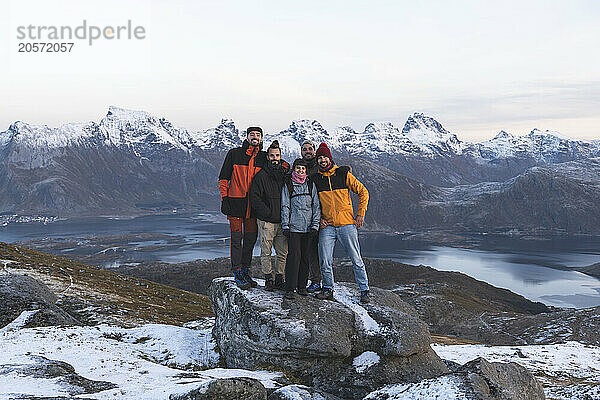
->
xmin=1 ymin=241 xmax=600 ymax=398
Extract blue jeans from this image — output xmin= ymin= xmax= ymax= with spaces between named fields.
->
xmin=318 ymin=224 xmax=369 ymax=291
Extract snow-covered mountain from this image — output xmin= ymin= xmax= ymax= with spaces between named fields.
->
xmin=2 ymin=106 xmax=600 ymax=230
xmin=101 ymin=106 xmax=194 ymax=151
xmin=470 ymin=128 xmax=600 ymax=163
xmin=3 ymin=106 xmax=599 ymax=166
xmin=1 ymin=106 xmax=194 ymax=152
xmin=191 ymin=118 xmax=243 ymax=151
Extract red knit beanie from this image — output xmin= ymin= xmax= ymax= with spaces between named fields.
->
xmin=316 ymin=142 xmax=333 ymax=162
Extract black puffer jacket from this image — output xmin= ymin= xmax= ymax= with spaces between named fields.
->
xmin=249 ymin=161 xmax=289 ymax=223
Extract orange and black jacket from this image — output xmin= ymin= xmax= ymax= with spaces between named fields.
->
xmin=218 ymin=140 xmax=267 ymax=219
xmin=313 ymin=164 xmax=369 ymax=227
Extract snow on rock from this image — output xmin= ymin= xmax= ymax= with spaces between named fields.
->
xmin=0 ymin=259 xmax=16 ymax=268
xmin=365 ymin=356 xmax=545 ymax=400
xmin=269 ymin=384 xmax=342 ymax=399
xmin=364 ymin=375 xmax=467 ymax=400
xmin=333 ymin=284 xmax=381 ymax=335
xmin=0 ymin=310 xmax=39 ymax=333
xmin=352 ymin=351 xmax=381 ymax=373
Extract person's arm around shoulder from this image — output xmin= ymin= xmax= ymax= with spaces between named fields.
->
xmin=310 ymin=181 xmax=321 ymax=231
xmin=346 ymin=171 xmax=369 ymax=228
xmin=249 ymin=172 xmax=270 ymax=219
xmin=280 ymin=184 xmax=291 ymax=232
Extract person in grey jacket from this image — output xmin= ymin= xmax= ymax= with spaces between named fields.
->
xmin=281 ymin=158 xmax=321 ymax=299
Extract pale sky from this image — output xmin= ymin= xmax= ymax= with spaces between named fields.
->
xmin=1 ymin=0 xmax=599 ymax=142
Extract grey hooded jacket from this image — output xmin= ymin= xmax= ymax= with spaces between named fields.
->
xmin=281 ymin=178 xmax=321 ymax=233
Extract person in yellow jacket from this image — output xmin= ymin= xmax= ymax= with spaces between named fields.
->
xmin=311 ymin=142 xmax=371 ymax=303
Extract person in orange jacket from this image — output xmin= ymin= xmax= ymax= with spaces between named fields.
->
xmin=218 ymin=127 xmax=266 ymax=289
xmin=311 ymin=142 xmax=371 ymax=303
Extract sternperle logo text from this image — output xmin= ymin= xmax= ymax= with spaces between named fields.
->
xmin=16 ymin=20 xmax=146 ymax=48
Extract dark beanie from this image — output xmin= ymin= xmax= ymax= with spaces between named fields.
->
xmin=316 ymin=142 xmax=333 ymax=161
xmin=247 ymin=126 xmax=263 ymax=136
xmin=292 ymin=158 xmax=308 ymax=170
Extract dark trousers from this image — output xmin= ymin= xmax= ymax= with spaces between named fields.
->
xmin=285 ymin=232 xmax=311 ymax=291
xmin=228 ymin=216 xmax=258 ymax=270
xmin=307 ymin=232 xmax=321 ymax=283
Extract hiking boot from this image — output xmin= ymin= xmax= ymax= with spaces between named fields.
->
xmin=284 ymin=290 xmax=296 ymax=300
xmin=360 ymin=290 xmax=370 ymax=304
xmin=297 ymin=287 xmax=308 ymax=296
xmin=264 ymin=275 xmax=275 ymax=291
xmin=306 ymin=281 xmax=321 ymax=293
xmin=242 ymin=267 xmax=258 ymax=288
xmin=315 ymin=288 xmax=334 ymax=300
xmin=234 ymin=268 xmax=250 ymax=290
xmin=274 ymin=274 xmax=285 ymax=291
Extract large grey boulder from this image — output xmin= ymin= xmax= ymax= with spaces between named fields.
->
xmin=458 ymin=357 xmax=545 ymax=400
xmin=170 ymin=377 xmax=267 ymax=400
xmin=364 ymin=357 xmax=545 ymax=399
xmin=0 ymin=355 xmax=117 ymax=396
xmin=209 ymin=278 xmax=449 ymax=399
xmin=0 ymin=274 xmax=79 ymax=329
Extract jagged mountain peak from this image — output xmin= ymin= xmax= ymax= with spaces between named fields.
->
xmin=402 ymin=112 xmax=450 ymax=136
xmin=493 ymin=130 xmax=514 ymax=140
xmin=192 ymin=118 xmax=242 ymax=150
xmin=105 ymin=105 xmax=154 ymax=122
xmin=401 ymin=113 xmax=464 ymax=155
xmin=364 ymin=121 xmax=399 ymax=134
xmin=99 ymin=106 xmax=191 ymax=150
xmin=1 ymin=120 xmax=94 ymax=149
xmin=529 ymin=128 xmax=573 ymax=141
xmin=280 ymin=119 xmax=332 ymax=145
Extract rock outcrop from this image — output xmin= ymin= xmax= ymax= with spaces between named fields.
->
xmin=170 ymin=377 xmax=268 ymax=400
xmin=209 ymin=278 xmax=449 ymax=399
xmin=0 ymin=355 xmax=116 ymax=396
xmin=0 ymin=274 xmax=79 ymax=329
xmin=364 ymin=357 xmax=545 ymax=399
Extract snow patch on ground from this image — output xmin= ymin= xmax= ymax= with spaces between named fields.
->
xmin=353 ymin=351 xmax=380 ymax=373
xmin=0 ymin=322 xmax=282 ymax=399
xmin=433 ymin=341 xmax=600 ymax=400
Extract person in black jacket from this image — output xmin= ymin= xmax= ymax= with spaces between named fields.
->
xmin=249 ymin=141 xmax=290 ymax=291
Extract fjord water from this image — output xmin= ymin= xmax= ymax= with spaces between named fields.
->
xmin=1 ymin=213 xmax=599 ymax=309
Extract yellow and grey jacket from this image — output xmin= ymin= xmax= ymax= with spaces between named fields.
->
xmin=313 ymin=164 xmax=369 ymax=227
